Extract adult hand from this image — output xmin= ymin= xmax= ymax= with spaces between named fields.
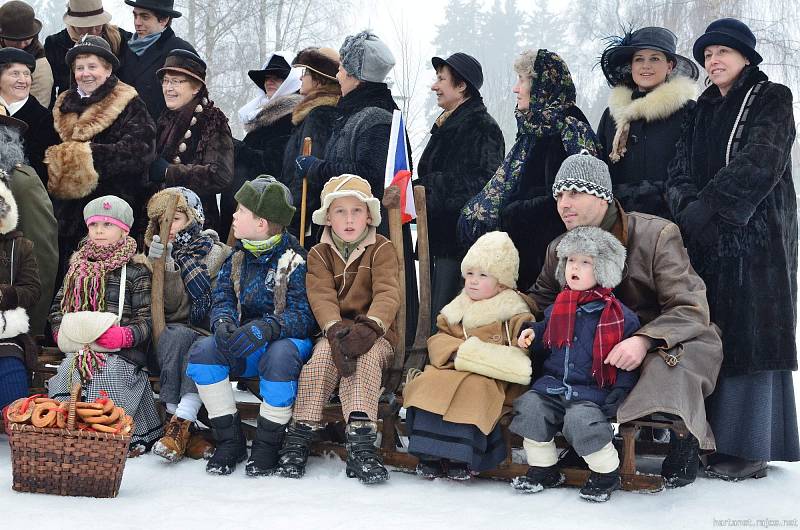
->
xmin=227 ymin=318 xmax=280 ymax=358
xmin=213 ymin=318 xmax=237 ymax=352
xmin=295 ymin=155 xmax=321 ymax=179
xmin=600 ymin=388 xmax=629 ymax=419
xmin=149 ymin=157 xmax=170 ymax=184
xmin=678 ymin=200 xmax=717 ymax=248
xmin=603 ymin=335 xmax=650 ymax=371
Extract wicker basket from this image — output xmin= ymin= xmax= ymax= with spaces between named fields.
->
xmin=9 ymin=383 xmax=132 ymax=498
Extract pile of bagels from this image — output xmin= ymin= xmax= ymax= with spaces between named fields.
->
xmin=6 ymin=394 xmax=133 ymax=434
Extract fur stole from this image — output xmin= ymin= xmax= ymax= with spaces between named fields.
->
xmin=292 ymin=86 xmax=342 ymax=125
xmin=607 ymin=76 xmax=696 ymax=162
xmin=245 ymin=93 xmax=303 ymax=133
xmin=440 ymin=289 xmax=532 ymax=330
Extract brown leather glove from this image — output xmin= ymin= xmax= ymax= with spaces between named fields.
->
xmin=338 ymin=315 xmax=382 ymax=358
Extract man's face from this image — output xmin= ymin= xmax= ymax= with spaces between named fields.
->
xmin=555 ymin=190 xmax=609 ymax=230
xmin=133 ymin=7 xmax=168 ymax=37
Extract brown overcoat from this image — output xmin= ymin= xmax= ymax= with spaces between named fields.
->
xmin=403 ymin=289 xmax=535 ymax=435
xmin=530 ymin=206 xmax=723 ymax=450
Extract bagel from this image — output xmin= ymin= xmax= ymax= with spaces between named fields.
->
xmin=76 ymin=407 xmax=105 ymax=418
xmin=100 ymin=398 xmax=115 ymax=414
xmin=7 ymin=397 xmax=34 ymax=423
xmin=90 ymin=422 xmax=120 ymax=433
xmin=31 ymin=402 xmax=58 ymax=428
xmin=56 ymin=407 xmax=68 ymax=428
xmin=75 ymin=402 xmax=104 ymax=410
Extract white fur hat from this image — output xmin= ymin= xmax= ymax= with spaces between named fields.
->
xmin=460 ymin=231 xmax=519 ymax=289
xmin=555 ymin=226 xmax=627 ymax=289
xmin=312 ymin=174 xmax=381 ymax=226
xmin=0 ymin=179 xmax=19 ymax=235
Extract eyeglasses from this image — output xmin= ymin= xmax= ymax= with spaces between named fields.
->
xmin=4 ymin=70 xmax=31 ymax=80
xmin=161 ymin=78 xmax=189 ymax=88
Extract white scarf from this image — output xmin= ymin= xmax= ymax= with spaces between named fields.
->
xmin=237 ymin=51 xmax=302 ymax=126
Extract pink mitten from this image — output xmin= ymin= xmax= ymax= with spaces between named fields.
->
xmin=95 ymin=325 xmax=134 ymax=349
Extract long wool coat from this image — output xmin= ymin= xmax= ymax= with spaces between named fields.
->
xmin=598 ymin=77 xmax=695 ymax=221
xmin=667 ymin=66 xmax=797 ymax=376
xmin=417 ymin=97 xmax=505 ymax=260
xmin=529 ymin=206 xmax=723 ymax=450
xmin=403 ymin=289 xmax=535 ymax=435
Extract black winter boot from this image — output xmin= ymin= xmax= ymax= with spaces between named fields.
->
xmin=345 ymin=420 xmax=389 ymax=484
xmin=445 ymin=461 xmax=472 ymax=481
xmin=415 ymin=457 xmax=445 ymax=479
xmin=511 ymin=465 xmax=565 ymax=493
xmin=275 ymin=422 xmax=315 ymax=479
xmin=206 ymin=412 xmax=247 ymax=475
xmin=245 ymin=417 xmax=286 ymax=477
xmin=579 ymin=468 xmax=621 ymax=502
xmin=661 ymin=431 xmax=700 ymax=488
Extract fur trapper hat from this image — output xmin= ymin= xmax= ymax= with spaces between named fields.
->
xmin=312 ymin=174 xmax=381 ymax=227
xmin=460 ymin=231 xmax=519 ymax=289
xmin=234 ymin=175 xmax=295 ymax=227
xmin=83 ymin=195 xmax=133 ymax=232
xmin=0 ymin=179 xmax=19 ymax=235
xmin=339 ymin=30 xmax=395 ymax=83
xmin=144 ymin=186 xmax=204 ymax=246
xmin=555 ymin=226 xmax=626 ymax=289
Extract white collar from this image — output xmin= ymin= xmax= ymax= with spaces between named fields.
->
xmin=0 ymin=96 xmax=27 ymax=115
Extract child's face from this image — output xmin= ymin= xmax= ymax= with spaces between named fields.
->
xmin=463 ymin=269 xmax=503 ymax=301
xmin=232 ymin=204 xmax=270 ymax=240
xmin=87 ymin=221 xmax=126 ymax=246
xmin=168 ymin=211 xmax=191 ymax=242
xmin=326 ymin=196 xmax=371 ymax=243
xmin=565 ymin=253 xmax=597 ymax=291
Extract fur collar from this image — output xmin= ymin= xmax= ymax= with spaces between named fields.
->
xmin=53 ymin=80 xmax=139 ymax=142
xmin=245 ymin=93 xmax=303 ymax=133
xmin=292 ymin=88 xmax=341 ymax=125
xmin=440 ymin=289 xmax=531 ymax=330
xmin=608 ymin=76 xmax=695 ymax=125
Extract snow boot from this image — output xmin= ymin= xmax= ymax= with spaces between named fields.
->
xmin=705 ymin=455 xmax=768 ymax=481
xmin=153 ymin=415 xmax=193 ymax=463
xmin=275 ymin=422 xmax=314 ymax=479
xmin=415 ymin=457 xmax=445 ymax=479
xmin=661 ymin=431 xmax=700 ymax=488
xmin=345 ymin=420 xmax=389 ymax=484
xmin=511 ymin=465 xmax=565 ymax=493
xmin=206 ymin=412 xmax=247 ymax=475
xmin=245 ymin=416 xmax=286 ymax=476
xmin=445 ymin=461 xmax=472 ymax=481
xmin=579 ymin=468 xmax=621 ymax=502
xmin=186 ymin=431 xmax=215 ymax=460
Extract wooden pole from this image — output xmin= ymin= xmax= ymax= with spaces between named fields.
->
xmin=151 ymin=195 xmax=179 ymax=345
xmin=299 ymin=137 xmax=312 ymax=247
xmin=382 ymin=185 xmax=405 ymax=393
xmin=411 ymin=185 xmax=431 ymax=351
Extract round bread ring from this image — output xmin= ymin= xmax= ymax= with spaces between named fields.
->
xmin=105 ymin=406 xmax=122 ymax=423
xmin=6 ymin=397 xmax=34 ymax=423
xmin=76 ymin=407 xmax=105 ymax=418
xmin=83 ymin=414 xmax=114 ymax=425
xmin=56 ymin=407 xmax=68 ymax=428
xmin=31 ymin=402 xmax=58 ymax=428
xmin=75 ymin=402 xmax=104 ymax=410
xmin=101 ymin=398 xmax=115 ymax=414
xmin=90 ymin=422 xmax=119 ymax=433
xmin=34 ymin=397 xmax=57 ymax=404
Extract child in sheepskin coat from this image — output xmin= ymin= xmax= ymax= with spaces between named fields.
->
xmin=403 ymin=231 xmax=535 ymax=480
xmin=145 ymin=187 xmax=231 ymax=463
xmin=510 ymin=226 xmax=640 ymax=502
xmin=0 ymin=175 xmax=41 ymax=411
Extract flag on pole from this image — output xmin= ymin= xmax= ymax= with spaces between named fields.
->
xmin=384 ymin=109 xmax=416 ymax=223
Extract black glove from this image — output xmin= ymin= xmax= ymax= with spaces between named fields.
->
xmin=601 ymin=388 xmax=629 ymax=419
xmin=500 ymin=199 xmax=532 ymax=232
xmin=213 ymin=318 xmax=237 ymax=352
xmin=228 ymin=318 xmax=281 ymax=358
xmin=295 ymin=155 xmax=322 ymax=180
xmin=149 ymin=157 xmax=170 ymax=184
xmin=678 ymin=200 xmax=717 ymax=248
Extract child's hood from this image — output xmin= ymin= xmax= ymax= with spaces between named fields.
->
xmin=440 ymin=289 xmax=535 ymax=329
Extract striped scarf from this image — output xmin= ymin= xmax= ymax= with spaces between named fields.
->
xmin=172 ymin=223 xmax=214 ymax=326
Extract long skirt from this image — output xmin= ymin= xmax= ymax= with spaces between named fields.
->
xmin=707 ymin=370 xmax=800 ymax=462
xmin=48 ymin=353 xmax=164 ymax=447
xmin=406 ymin=407 xmax=506 ymax=472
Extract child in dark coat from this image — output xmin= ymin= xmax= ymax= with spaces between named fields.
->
xmin=511 ymin=225 xmax=641 ymax=502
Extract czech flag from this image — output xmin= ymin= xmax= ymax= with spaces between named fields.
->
xmin=384 ymin=109 xmax=416 ymax=224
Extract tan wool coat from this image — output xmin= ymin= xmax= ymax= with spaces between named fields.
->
xmin=403 ymin=289 xmax=535 ymax=435
xmin=306 ymin=226 xmax=400 ymax=345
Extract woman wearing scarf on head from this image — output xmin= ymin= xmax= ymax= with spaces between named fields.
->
xmin=459 ymin=50 xmax=601 ymax=291
xmin=148 ymin=49 xmax=233 ymax=235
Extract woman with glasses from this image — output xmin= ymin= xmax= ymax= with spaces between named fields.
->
xmin=148 ymin=49 xmax=233 ymax=234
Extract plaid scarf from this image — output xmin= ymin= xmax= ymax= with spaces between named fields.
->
xmin=172 ymin=222 xmax=214 ymax=326
xmin=542 ymin=287 xmax=624 ymax=387
xmin=61 ymin=236 xmax=138 ymax=313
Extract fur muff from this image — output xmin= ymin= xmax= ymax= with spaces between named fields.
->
xmin=454 ymin=336 xmax=532 ymax=385
xmin=555 ymin=226 xmax=626 ymax=289
xmin=0 ymin=307 xmax=30 ymax=339
xmin=44 ymin=140 xmax=99 ymax=199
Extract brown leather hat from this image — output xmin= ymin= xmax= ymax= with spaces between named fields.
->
xmin=0 ymin=1 xmax=42 ymax=41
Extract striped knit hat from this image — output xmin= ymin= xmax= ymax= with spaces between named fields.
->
xmin=552 ymin=151 xmax=613 ymax=203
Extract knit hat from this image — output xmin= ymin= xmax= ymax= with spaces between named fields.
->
xmin=312 ymin=174 xmax=381 ymax=227
xmin=234 ymin=175 xmax=295 ymax=227
xmin=63 ymin=0 xmax=112 ymax=27
xmin=339 ymin=30 xmax=395 ymax=83
xmin=144 ymin=186 xmax=204 ymax=245
xmin=0 ymin=1 xmax=42 ymax=41
xmin=83 ymin=195 xmax=134 ymax=232
xmin=0 ymin=179 xmax=18 ymax=235
xmin=157 ymin=49 xmax=206 ymax=85
xmin=293 ymin=47 xmax=340 ymax=81
xmin=555 ymin=226 xmax=626 ymax=289
xmin=552 ymin=152 xmax=613 ymax=203
xmin=65 ymin=34 xmax=119 ymax=70
xmin=693 ymin=18 xmax=762 ymax=66
xmin=460 ymin=231 xmax=519 ymax=289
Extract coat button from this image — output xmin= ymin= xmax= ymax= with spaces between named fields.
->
xmin=569 ymin=362 xmax=574 ymax=369
xmin=573 ymin=336 xmax=578 ymax=341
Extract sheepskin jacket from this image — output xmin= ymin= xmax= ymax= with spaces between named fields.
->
xmin=402 ymin=289 xmax=535 ymax=435
xmin=598 ymin=77 xmax=696 ymax=220
xmin=46 ymin=76 xmax=156 ymax=241
xmin=0 ymin=220 xmax=41 ymax=361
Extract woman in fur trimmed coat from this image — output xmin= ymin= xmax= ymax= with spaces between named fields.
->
xmin=148 ymin=49 xmax=233 ymax=235
xmin=403 ymin=232 xmax=535 ymax=479
xmin=45 ymin=35 xmax=155 ymax=278
xmin=597 ymin=26 xmax=698 ymax=220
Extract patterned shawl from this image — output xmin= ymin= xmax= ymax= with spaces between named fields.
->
xmin=171 ymin=222 xmax=214 ymax=326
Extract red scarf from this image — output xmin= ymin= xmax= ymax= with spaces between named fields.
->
xmin=542 ymin=287 xmax=624 ymax=387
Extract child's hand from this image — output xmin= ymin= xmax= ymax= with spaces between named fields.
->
xmin=518 ymin=328 xmax=535 ymax=348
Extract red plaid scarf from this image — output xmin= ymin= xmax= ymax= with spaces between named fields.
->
xmin=542 ymin=287 xmax=624 ymax=387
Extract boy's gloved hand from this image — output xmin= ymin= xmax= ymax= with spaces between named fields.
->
xmin=95 ymin=325 xmax=134 ymax=349
xmin=227 ymin=318 xmax=280 ymax=358
xmin=213 ymin=318 xmax=237 ymax=352
xmin=337 ymin=315 xmax=382 ymax=358
xmin=326 ymin=320 xmax=356 ymax=377
xmin=601 ymin=388 xmax=629 ymax=419
xmin=148 ymin=235 xmax=173 ymax=261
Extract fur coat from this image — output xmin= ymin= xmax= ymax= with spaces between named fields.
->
xmin=667 ymin=66 xmax=797 ymax=376
xmin=598 ymin=77 xmax=696 ymax=220
xmin=46 ymin=76 xmax=156 ymax=242
xmin=403 ymin=289 xmax=535 ymax=435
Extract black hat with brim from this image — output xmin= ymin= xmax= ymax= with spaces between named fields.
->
xmin=692 ymin=18 xmax=763 ymax=66
xmin=601 ymin=26 xmax=699 ymax=88
xmin=0 ymin=106 xmax=28 ymax=135
xmin=124 ymin=0 xmax=181 ymax=18
xmin=431 ymin=52 xmax=483 ymax=91
xmin=248 ymin=54 xmax=291 ymax=92
xmin=0 ymin=47 xmax=36 ymax=72
xmin=65 ymin=35 xmax=120 ymax=70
